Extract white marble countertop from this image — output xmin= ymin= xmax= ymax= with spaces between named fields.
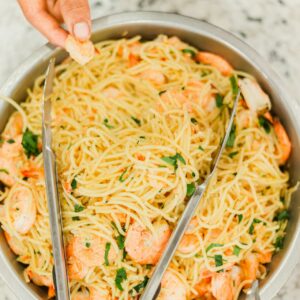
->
xmin=0 ymin=0 xmax=299 ymax=299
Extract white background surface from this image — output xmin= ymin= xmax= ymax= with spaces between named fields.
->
xmin=0 ymin=0 xmax=299 ymax=299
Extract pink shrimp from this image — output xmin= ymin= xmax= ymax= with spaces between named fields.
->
xmin=211 ymin=272 xmax=234 ymax=300
xmin=196 ymin=52 xmax=233 ymax=76
xmin=125 ymin=221 xmax=171 ymax=264
xmin=177 ymin=234 xmax=199 ymax=254
xmin=139 ymin=70 xmax=166 ymax=85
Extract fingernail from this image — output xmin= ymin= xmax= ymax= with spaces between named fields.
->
xmin=73 ymin=22 xmax=90 ymax=41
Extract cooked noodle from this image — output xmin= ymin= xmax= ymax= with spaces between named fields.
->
xmin=0 ymin=35 xmax=296 ymax=300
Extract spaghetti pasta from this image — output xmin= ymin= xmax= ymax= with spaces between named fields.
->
xmin=0 ymin=35 xmax=296 ymax=300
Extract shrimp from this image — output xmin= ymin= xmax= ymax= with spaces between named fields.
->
xmin=125 ymin=221 xmax=171 ymax=264
xmin=257 ymin=251 xmax=272 ymax=264
xmin=139 ymin=70 xmax=166 ymax=85
xmin=177 ymin=234 xmax=198 ymax=254
xmin=67 ymin=234 xmax=117 ymax=267
xmin=25 ymin=268 xmax=54 ymax=299
xmin=196 ymin=52 xmax=233 ymax=76
xmin=4 ymin=231 xmax=26 ymax=256
xmin=7 ymin=185 xmax=36 ymax=234
xmin=211 ymin=272 xmax=234 ymax=300
xmin=239 ymin=78 xmax=271 ymax=113
xmin=273 ymin=118 xmax=291 ymax=165
xmin=0 ymin=156 xmax=19 ymax=186
xmin=157 ymin=270 xmax=187 ymax=300
xmin=68 ymin=256 xmax=89 ymax=280
xmin=72 ymin=286 xmax=110 ymax=300
xmin=229 ymin=266 xmax=243 ymax=293
xmin=185 ymin=216 xmax=199 ymax=234
xmin=65 ymin=35 xmax=95 ymax=66
xmin=194 ymin=277 xmax=212 ymax=298
xmin=240 ymin=253 xmax=259 ymax=283
xmin=2 ymin=112 xmax=23 ymax=139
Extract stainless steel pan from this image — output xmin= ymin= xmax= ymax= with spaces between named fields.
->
xmin=0 ymin=12 xmax=299 ymax=300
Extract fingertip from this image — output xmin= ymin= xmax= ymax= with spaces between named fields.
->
xmin=73 ymin=21 xmax=91 ymax=42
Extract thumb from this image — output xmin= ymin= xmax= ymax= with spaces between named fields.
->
xmin=59 ymin=0 xmax=91 ymax=41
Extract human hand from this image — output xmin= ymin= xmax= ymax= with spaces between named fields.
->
xmin=18 ymin=0 xmax=91 ymax=48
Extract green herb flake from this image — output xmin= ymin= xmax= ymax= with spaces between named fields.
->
xmin=249 ymin=223 xmax=254 ymax=234
xmin=215 ymin=94 xmax=223 ymax=108
xmin=181 ymin=48 xmax=196 ymax=58
xmin=198 ymin=145 xmax=204 ymax=151
xmin=131 ymin=276 xmax=149 ymax=294
xmin=0 ymin=169 xmax=9 ymax=174
xmin=274 ymin=210 xmax=289 ymax=221
xmin=258 ymin=116 xmax=272 ymax=134
xmin=226 ymin=125 xmax=236 ymax=148
xmin=237 ymin=214 xmax=243 ymax=223
xmin=176 ymin=153 xmax=186 ymax=165
xmin=103 ymin=118 xmax=114 ymax=129
xmin=74 ymin=204 xmax=84 ymax=212
xmin=71 ymin=178 xmax=77 ymax=190
xmin=159 ymin=90 xmax=166 ymax=96
xmin=161 ymin=153 xmax=186 ymax=170
xmin=139 ymin=136 xmax=146 ymax=139
xmin=116 ymin=235 xmax=125 ymax=250
xmin=72 ymin=216 xmax=80 ymax=221
xmin=146 ymin=264 xmax=153 ymax=270
xmin=186 ymin=183 xmax=196 ymax=197
xmin=191 ymin=118 xmax=198 ymax=124
xmin=119 ymin=168 xmax=129 ymax=182
xmin=206 ymin=243 xmax=224 ymax=252
xmin=228 ymin=151 xmax=239 ymax=158
xmin=230 ymin=76 xmax=239 ymax=98
xmin=115 ymin=268 xmax=127 ymax=291
xmin=104 ymin=242 xmax=111 ymax=266
xmin=214 ymin=254 xmax=223 ymax=267
xmin=7 ymin=139 xmax=15 ymax=144
xmin=274 ymin=236 xmax=284 ymax=250
xmin=85 ymin=242 xmax=91 ymax=248
xmin=233 ymin=245 xmax=241 ymax=256
xmin=131 ymin=116 xmax=141 ymax=126
xmin=22 ymin=128 xmax=40 ymax=158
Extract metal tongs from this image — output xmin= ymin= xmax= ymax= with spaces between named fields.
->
xmin=141 ymin=90 xmax=241 ymax=300
xmin=42 ymin=58 xmax=70 ymax=300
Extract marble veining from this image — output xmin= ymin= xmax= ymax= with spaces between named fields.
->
xmin=0 ymin=0 xmax=299 ymax=299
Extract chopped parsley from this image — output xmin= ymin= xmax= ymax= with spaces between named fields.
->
xmin=131 ymin=276 xmax=149 ymax=294
xmin=233 ymin=245 xmax=241 ymax=256
xmin=139 ymin=136 xmax=146 ymax=139
xmin=215 ymin=94 xmax=223 ymax=108
xmin=22 ymin=128 xmax=40 ymax=158
xmin=274 ymin=236 xmax=284 ymax=250
xmin=119 ymin=168 xmax=129 ymax=182
xmin=146 ymin=264 xmax=153 ymax=269
xmin=274 ymin=210 xmax=289 ymax=221
xmin=85 ymin=242 xmax=91 ymax=248
xmin=0 ymin=169 xmax=9 ymax=174
xmin=226 ymin=125 xmax=236 ymax=148
xmin=249 ymin=218 xmax=262 ymax=234
xmin=103 ymin=118 xmax=114 ymax=129
xmin=230 ymin=75 xmax=239 ymax=98
xmin=72 ymin=216 xmax=80 ymax=221
xmin=159 ymin=90 xmax=166 ymax=96
xmin=131 ymin=116 xmax=141 ymax=126
xmin=115 ymin=268 xmax=127 ymax=291
xmin=104 ymin=242 xmax=111 ymax=266
xmin=116 ymin=235 xmax=125 ymax=250
xmin=186 ymin=183 xmax=196 ymax=197
xmin=181 ymin=48 xmax=196 ymax=58
xmin=237 ymin=214 xmax=243 ymax=223
xmin=191 ymin=117 xmax=198 ymax=124
xmin=258 ymin=115 xmax=272 ymax=134
xmin=198 ymin=145 xmax=204 ymax=151
xmin=74 ymin=204 xmax=84 ymax=212
xmin=71 ymin=177 xmax=77 ymax=189
xmin=214 ymin=254 xmax=223 ymax=267
xmin=7 ymin=139 xmax=15 ymax=144
xmin=161 ymin=153 xmax=186 ymax=170
xmin=228 ymin=151 xmax=239 ymax=158
xmin=206 ymin=243 xmax=224 ymax=252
